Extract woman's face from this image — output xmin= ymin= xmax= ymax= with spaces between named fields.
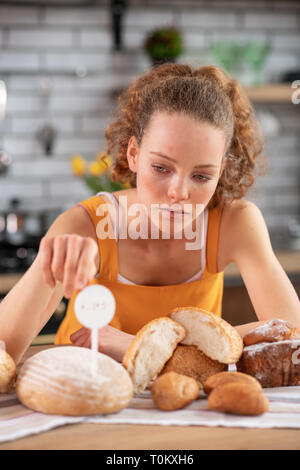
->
xmin=127 ymin=111 xmax=227 ymax=240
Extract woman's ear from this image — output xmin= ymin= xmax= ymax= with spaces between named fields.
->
xmin=127 ymin=136 xmax=139 ymax=173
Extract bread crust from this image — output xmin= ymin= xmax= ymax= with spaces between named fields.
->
xmin=243 ymin=319 xmax=298 ymax=346
xmin=160 ymin=344 xmax=227 ymax=388
xmin=16 ymin=346 xmax=133 ymax=416
xmin=237 ymin=339 xmax=300 ymax=387
xmin=151 ymin=372 xmax=199 ymax=411
xmin=170 ymin=307 xmax=243 ymax=364
xmin=203 ymin=371 xmax=262 ymax=395
xmin=122 ymin=317 xmax=186 ymax=394
xmin=208 ymin=382 xmax=269 ymax=416
xmin=0 ymin=349 xmax=16 ymax=393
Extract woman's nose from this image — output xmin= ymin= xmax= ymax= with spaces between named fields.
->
xmin=167 ymin=177 xmax=190 ymax=203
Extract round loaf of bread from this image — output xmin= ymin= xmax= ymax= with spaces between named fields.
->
xmin=122 ymin=317 xmax=186 ymax=394
xmin=170 ymin=307 xmax=243 ymax=364
xmin=243 ymin=319 xmax=298 ymax=346
xmin=16 ymin=346 xmax=133 ymax=416
xmin=208 ymin=382 xmax=269 ymax=416
xmin=0 ymin=348 xmax=16 ymax=393
xmin=236 ymin=339 xmax=300 ymax=387
xmin=160 ymin=345 xmax=227 ymax=388
xmin=203 ymin=371 xmax=262 ymax=395
xmin=151 ymin=371 xmax=199 ymax=411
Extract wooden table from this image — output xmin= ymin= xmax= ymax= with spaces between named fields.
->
xmin=1 ymin=345 xmax=300 ymax=450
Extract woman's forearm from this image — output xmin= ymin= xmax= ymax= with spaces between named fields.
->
xmin=234 ymin=320 xmax=270 ymax=339
xmin=0 ymin=254 xmax=63 ymax=363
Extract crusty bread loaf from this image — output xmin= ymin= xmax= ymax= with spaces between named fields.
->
xmin=151 ymin=371 xmax=199 ymax=411
xmin=0 ymin=348 xmax=16 ymax=393
xmin=170 ymin=307 xmax=243 ymax=364
xmin=16 ymin=346 xmax=133 ymax=416
xmin=208 ymin=381 xmax=269 ymax=416
xmin=203 ymin=371 xmax=262 ymax=395
xmin=243 ymin=319 xmax=298 ymax=346
xmin=236 ymin=339 xmax=300 ymax=387
xmin=160 ymin=344 xmax=227 ymax=388
xmin=122 ymin=317 xmax=186 ymax=394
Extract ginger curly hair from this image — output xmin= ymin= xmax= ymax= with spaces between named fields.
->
xmin=105 ymin=63 xmax=266 ymax=209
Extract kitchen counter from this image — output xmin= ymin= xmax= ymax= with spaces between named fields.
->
xmin=0 ymin=344 xmax=300 ymax=450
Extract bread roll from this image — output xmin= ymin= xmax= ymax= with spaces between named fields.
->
xmin=151 ymin=372 xmax=199 ymax=411
xmin=203 ymin=371 xmax=262 ymax=395
xmin=16 ymin=346 xmax=133 ymax=416
xmin=0 ymin=348 xmax=16 ymax=393
xmin=122 ymin=317 xmax=185 ymax=394
xmin=160 ymin=344 xmax=227 ymax=388
xmin=236 ymin=339 xmax=300 ymax=387
xmin=243 ymin=319 xmax=298 ymax=346
xmin=208 ymin=382 xmax=269 ymax=416
xmin=170 ymin=307 xmax=243 ymax=364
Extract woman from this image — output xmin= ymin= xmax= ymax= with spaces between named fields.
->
xmin=1 ymin=63 xmax=299 ymax=364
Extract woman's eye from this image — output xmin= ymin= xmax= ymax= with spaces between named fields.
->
xmin=152 ymin=165 xmax=210 ymax=183
xmin=152 ymin=165 xmax=168 ymax=173
xmin=193 ymin=174 xmax=210 ymax=182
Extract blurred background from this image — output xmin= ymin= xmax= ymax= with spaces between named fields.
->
xmin=0 ymin=0 xmax=299 ymax=341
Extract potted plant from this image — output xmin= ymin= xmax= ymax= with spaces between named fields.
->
xmin=143 ymin=26 xmax=184 ymax=66
xmin=71 ymin=151 xmax=130 ymax=194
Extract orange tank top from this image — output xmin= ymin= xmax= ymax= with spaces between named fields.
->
xmin=55 ymin=194 xmax=224 ymax=344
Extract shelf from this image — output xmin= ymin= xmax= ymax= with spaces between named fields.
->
xmin=245 ymin=83 xmax=295 ymax=103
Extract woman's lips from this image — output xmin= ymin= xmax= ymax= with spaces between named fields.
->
xmin=159 ymin=208 xmax=186 ymax=217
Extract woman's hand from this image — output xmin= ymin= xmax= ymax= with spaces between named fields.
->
xmin=39 ymin=234 xmax=99 ymax=298
xmin=70 ymin=325 xmax=134 ymax=363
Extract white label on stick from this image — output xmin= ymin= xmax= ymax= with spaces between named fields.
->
xmin=74 ymin=285 xmax=116 ymax=329
xmin=74 ymin=285 xmax=116 ymax=377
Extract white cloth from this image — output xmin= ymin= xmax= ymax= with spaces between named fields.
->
xmin=1 ymin=386 xmax=300 ymax=444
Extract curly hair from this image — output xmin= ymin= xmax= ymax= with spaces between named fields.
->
xmin=105 ymin=63 xmax=266 ymax=209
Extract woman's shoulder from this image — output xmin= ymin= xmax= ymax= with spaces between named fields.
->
xmin=217 ymin=198 xmax=264 ymax=271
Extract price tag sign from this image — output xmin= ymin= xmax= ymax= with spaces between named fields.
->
xmin=74 ymin=285 xmax=116 ymax=376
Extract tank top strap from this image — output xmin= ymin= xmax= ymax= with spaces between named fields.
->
xmin=206 ymin=204 xmax=224 ymax=274
xmin=77 ymin=195 xmax=119 ymax=283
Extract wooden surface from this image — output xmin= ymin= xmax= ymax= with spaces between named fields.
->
xmin=0 ymin=345 xmax=300 ymax=450
xmin=245 ymin=83 xmax=294 ymax=103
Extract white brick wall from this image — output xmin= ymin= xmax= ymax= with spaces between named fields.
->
xmin=0 ymin=1 xmax=299 ymax=233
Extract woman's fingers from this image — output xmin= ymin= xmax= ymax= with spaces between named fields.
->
xmin=74 ymin=237 xmax=98 ymax=290
xmin=70 ymin=328 xmax=91 ymax=347
xmin=70 ymin=327 xmax=86 ymax=342
xmin=51 ymin=236 xmax=67 ymax=284
xmin=39 ymin=237 xmax=56 ymax=288
xmin=39 ymin=234 xmax=98 ymax=296
xmin=63 ymin=235 xmax=84 ymax=298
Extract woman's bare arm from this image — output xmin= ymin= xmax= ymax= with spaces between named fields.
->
xmin=0 ymin=205 xmax=99 ymax=364
xmin=220 ymin=200 xmax=300 ymax=338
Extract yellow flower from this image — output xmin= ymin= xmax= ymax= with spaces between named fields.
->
xmin=96 ymin=152 xmax=112 ymax=169
xmin=89 ymin=161 xmax=107 ymax=177
xmin=71 ymin=155 xmax=86 ymax=177
xmin=123 ymin=180 xmax=131 ymax=189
